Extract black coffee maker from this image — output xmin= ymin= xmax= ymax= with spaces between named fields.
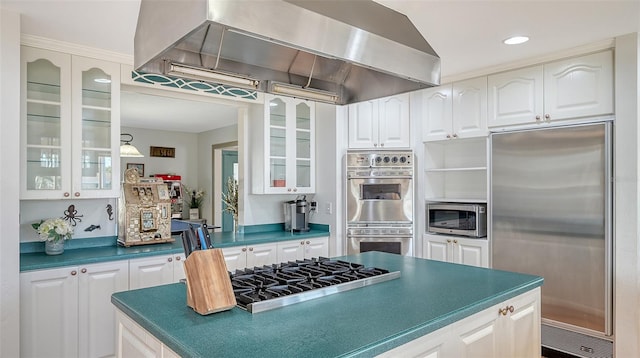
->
xmin=284 ymin=196 xmax=310 ymax=232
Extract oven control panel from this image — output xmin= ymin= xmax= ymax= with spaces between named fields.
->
xmin=347 ymin=151 xmax=413 ymax=168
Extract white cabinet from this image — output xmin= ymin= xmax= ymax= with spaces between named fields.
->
xmin=254 ymin=94 xmax=315 ymax=194
xmin=378 ymin=287 xmax=541 ymax=358
xmin=348 ymin=93 xmax=410 ymax=148
xmin=424 ymin=234 xmax=488 ymax=268
xmin=20 ymin=261 xmax=128 ymax=358
xmin=116 ymin=310 xmax=179 ymax=358
xmin=129 ymin=254 xmax=186 ymax=290
xmin=488 ymin=50 xmax=613 ymax=127
xmin=20 ymin=46 xmax=121 ymax=199
xmin=277 ymin=237 xmax=330 ymax=262
xmin=421 ymin=77 xmax=488 ymax=142
xmin=222 ymin=242 xmax=278 ymax=271
xmin=424 ymin=137 xmax=487 ymax=202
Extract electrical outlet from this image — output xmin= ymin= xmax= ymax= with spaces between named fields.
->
xmin=325 ymin=202 xmax=332 ymax=214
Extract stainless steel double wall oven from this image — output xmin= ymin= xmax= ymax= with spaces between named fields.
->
xmin=346 ymin=150 xmax=414 ymax=255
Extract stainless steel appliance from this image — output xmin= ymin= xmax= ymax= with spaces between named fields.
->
xmin=346 ymin=150 xmax=414 ymax=256
xmin=229 ymin=257 xmax=400 ymax=313
xmin=426 ymin=202 xmax=487 ymax=238
xmin=284 ymin=196 xmax=311 ymax=232
xmin=491 ymin=122 xmax=613 ymax=355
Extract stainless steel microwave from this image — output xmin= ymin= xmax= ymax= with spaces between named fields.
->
xmin=426 ymin=203 xmax=487 ymax=238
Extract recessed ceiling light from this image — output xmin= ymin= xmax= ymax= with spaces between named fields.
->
xmin=94 ymin=78 xmax=112 ymax=83
xmin=503 ymin=36 xmax=529 ymax=45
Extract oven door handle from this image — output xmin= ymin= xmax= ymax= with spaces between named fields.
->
xmin=347 ymin=234 xmax=413 ymax=238
xmin=347 ymin=176 xmax=413 ymax=180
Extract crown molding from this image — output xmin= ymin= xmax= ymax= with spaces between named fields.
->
xmin=442 ymin=38 xmax=615 ymax=84
xmin=20 ymin=34 xmax=133 ymax=65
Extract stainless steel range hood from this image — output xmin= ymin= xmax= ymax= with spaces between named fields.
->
xmin=134 ymin=0 xmax=440 ymax=105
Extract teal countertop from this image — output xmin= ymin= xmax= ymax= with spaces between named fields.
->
xmin=20 ymin=224 xmax=329 ymax=272
xmin=112 ymin=252 xmax=544 ymax=358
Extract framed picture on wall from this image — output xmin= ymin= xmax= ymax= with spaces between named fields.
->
xmin=126 ymin=163 xmax=144 ymax=177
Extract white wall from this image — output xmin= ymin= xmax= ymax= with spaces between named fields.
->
xmin=0 ymin=8 xmax=21 ymax=357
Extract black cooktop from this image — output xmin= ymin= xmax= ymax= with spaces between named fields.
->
xmin=229 ymin=257 xmax=400 ymax=313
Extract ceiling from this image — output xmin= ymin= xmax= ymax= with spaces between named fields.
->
xmin=3 ymin=0 xmax=639 ymax=132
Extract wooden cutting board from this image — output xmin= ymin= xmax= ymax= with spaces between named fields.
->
xmin=183 ymin=249 xmax=236 ymax=315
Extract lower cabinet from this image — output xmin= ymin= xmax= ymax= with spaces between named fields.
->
xmin=129 ymin=253 xmax=186 ymax=290
xmin=221 ymin=242 xmax=278 ymax=271
xmin=378 ymin=287 xmax=541 ymax=358
xmin=424 ymin=234 xmax=489 ymax=268
xmin=116 ymin=309 xmax=179 ymax=358
xmin=277 ymin=237 xmax=330 ymax=262
xmin=20 ymin=260 xmax=129 ymax=358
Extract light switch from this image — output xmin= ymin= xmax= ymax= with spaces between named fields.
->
xmin=325 ymin=202 xmax=332 ymax=214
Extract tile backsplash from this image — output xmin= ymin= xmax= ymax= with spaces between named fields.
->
xmin=20 ymin=198 xmax=118 ymax=242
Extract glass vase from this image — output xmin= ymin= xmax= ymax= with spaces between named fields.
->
xmin=233 ymin=216 xmax=239 ymax=233
xmin=45 ymin=240 xmax=65 ymax=255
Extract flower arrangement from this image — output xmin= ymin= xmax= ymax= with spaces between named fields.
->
xmin=184 ymin=186 xmax=206 ymax=209
xmin=221 ymin=177 xmax=238 ymax=221
xmin=32 ymin=218 xmax=74 ymax=242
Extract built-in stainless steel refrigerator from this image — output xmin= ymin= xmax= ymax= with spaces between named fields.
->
xmin=491 ymin=122 xmax=613 ymax=356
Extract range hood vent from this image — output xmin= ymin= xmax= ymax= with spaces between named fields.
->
xmin=134 ymin=0 xmax=440 ymax=105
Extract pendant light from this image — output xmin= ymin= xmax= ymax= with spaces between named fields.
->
xmin=120 ymin=133 xmax=144 ymax=157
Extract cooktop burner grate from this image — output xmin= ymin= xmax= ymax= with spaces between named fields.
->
xmin=229 ymin=257 xmax=400 ymax=313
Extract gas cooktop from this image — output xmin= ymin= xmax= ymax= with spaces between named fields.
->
xmin=229 ymin=257 xmax=401 ymax=313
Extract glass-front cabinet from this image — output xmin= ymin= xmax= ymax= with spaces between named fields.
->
xmin=262 ymin=94 xmax=315 ymax=194
xmin=21 ymin=46 xmax=120 ymax=199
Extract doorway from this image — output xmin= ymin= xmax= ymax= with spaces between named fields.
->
xmin=221 ymin=150 xmax=238 ymax=232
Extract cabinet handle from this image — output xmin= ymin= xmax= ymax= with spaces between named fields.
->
xmin=175 ymin=256 xmax=181 ymax=261
xmin=452 ymin=133 xmax=458 ymax=138
xmin=64 ymin=192 xmax=70 ymax=198
xmin=71 ymin=270 xmax=77 ymax=276
xmin=74 ymin=192 xmax=80 ymax=197
xmin=249 ymin=247 xmax=254 ymax=251
xmin=535 ymin=115 xmax=541 ymax=121
xmin=168 ymin=257 xmax=173 ymax=262
xmin=81 ymin=268 xmax=87 ymax=274
xmin=242 ymin=248 xmax=247 ymax=252
xmin=545 ymin=114 xmax=551 ymax=120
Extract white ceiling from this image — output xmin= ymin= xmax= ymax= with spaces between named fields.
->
xmin=3 ymin=0 xmax=639 ymax=132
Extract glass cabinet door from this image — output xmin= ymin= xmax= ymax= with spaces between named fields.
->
xmin=80 ymin=67 xmax=113 ymax=191
xmin=22 ymin=47 xmax=72 ymax=198
xmin=268 ymin=97 xmax=287 ymax=190
xmin=295 ymin=102 xmax=312 ymax=189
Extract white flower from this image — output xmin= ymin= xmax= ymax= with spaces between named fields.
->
xmin=32 ymin=218 xmax=74 ymax=242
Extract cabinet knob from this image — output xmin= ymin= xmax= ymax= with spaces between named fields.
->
xmin=545 ymin=114 xmax=551 ymax=120
xmin=81 ymin=268 xmax=87 ymax=274
xmin=249 ymin=247 xmax=254 ymax=251
xmin=306 ymin=241 xmax=310 ymax=244
xmin=175 ymin=256 xmax=181 ymax=261
xmin=71 ymin=270 xmax=77 ymax=276
xmin=74 ymin=192 xmax=80 ymax=197
xmin=242 ymin=248 xmax=247 ymax=252
xmin=380 ymin=143 xmax=384 ymax=147
xmin=452 ymin=133 xmax=458 ymax=138
xmin=301 ymin=241 xmax=305 ymax=245
xmin=64 ymin=192 xmax=70 ymax=197
xmin=293 ymin=188 xmax=297 ymax=192
xmin=168 ymin=257 xmax=173 ymax=262
xmin=453 ymin=239 xmax=458 ymax=244
xmin=535 ymin=115 xmax=541 ymax=121
xmin=446 ymin=239 xmax=452 ymax=243
xmin=446 ymin=134 xmax=451 ymax=139
xmin=374 ymin=143 xmax=378 ymax=147
xmin=508 ymin=305 xmax=514 ymax=313
xmin=499 ymin=307 xmax=508 ymax=316
xmin=287 ymin=188 xmax=292 ymax=192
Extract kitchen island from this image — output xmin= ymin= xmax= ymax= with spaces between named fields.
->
xmin=112 ymin=252 xmax=543 ymax=357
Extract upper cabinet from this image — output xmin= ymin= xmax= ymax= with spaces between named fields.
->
xmin=488 ymin=50 xmax=613 ymax=128
xmin=21 ymin=46 xmax=120 ymax=199
xmin=421 ymin=77 xmax=488 ymax=142
xmin=254 ymin=94 xmax=315 ymax=194
xmin=348 ymin=93 xmax=410 ymax=148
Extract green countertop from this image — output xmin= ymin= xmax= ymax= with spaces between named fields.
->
xmin=111 ymin=252 xmax=544 ymax=358
xmin=20 ymin=226 xmax=330 ymax=272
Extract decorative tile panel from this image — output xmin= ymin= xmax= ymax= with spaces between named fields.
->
xmin=131 ymin=71 xmax=258 ymax=100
